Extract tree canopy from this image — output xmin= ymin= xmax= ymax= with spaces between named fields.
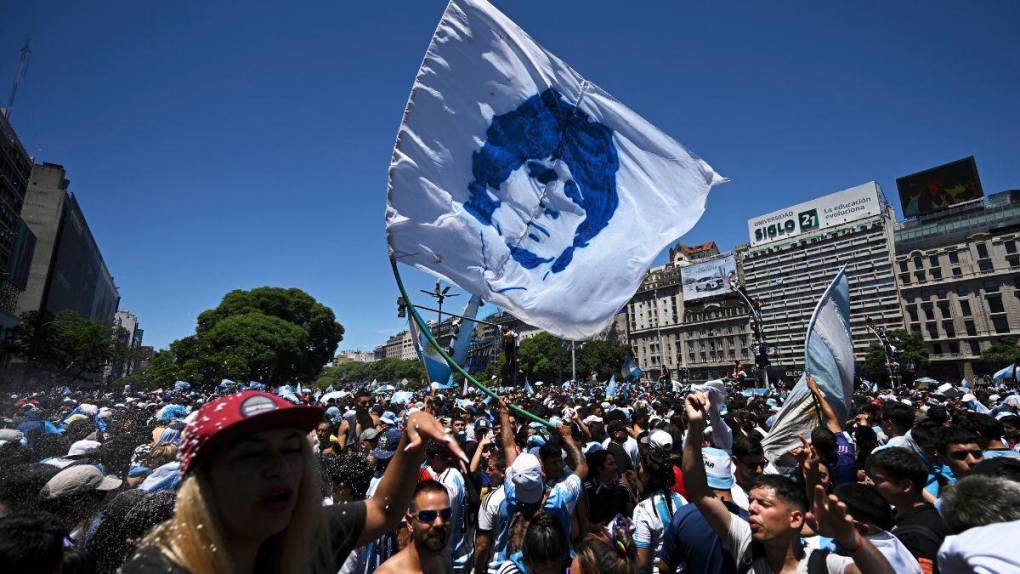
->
xmin=7 ymin=310 xmax=128 ymax=380
xmin=860 ymin=329 xmax=929 ymax=384
xmin=980 ymin=339 xmax=1020 ymax=370
xmin=136 ymin=287 xmax=344 ymax=387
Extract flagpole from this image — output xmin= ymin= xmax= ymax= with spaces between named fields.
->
xmin=390 ymin=257 xmax=553 ymax=428
xmin=571 ymin=340 xmax=577 ymax=383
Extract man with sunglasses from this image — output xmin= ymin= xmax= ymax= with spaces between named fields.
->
xmin=376 ymin=480 xmax=454 ymax=574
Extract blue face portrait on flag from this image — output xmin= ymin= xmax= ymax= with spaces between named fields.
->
xmin=464 ymin=89 xmax=620 ymax=282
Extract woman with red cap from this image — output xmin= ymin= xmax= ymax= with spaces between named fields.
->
xmin=122 ymin=391 xmax=466 ymax=574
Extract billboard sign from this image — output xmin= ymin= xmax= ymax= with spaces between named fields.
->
xmin=896 ymin=156 xmax=983 ymax=218
xmin=682 ymin=254 xmax=737 ymax=301
xmin=748 ymin=182 xmax=883 ymax=247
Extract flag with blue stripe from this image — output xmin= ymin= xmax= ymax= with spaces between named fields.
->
xmin=386 ymin=0 xmax=725 ymax=341
xmin=605 ymin=374 xmax=617 ymax=399
xmin=762 ymin=267 xmax=854 ymax=461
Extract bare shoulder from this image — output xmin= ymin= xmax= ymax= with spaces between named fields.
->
xmin=375 ymin=550 xmax=411 ymax=574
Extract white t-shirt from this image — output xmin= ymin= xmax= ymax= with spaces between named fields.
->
xmin=633 ymin=492 xmax=687 ymax=574
xmin=431 ymin=466 xmax=473 ymax=570
xmin=723 ymin=515 xmax=854 ymax=574
xmin=938 ymin=518 xmax=1020 ymax=574
xmin=867 ymin=530 xmax=922 ymax=574
xmin=731 ymin=484 xmax=750 ymax=511
xmin=478 ymin=485 xmax=507 ymax=574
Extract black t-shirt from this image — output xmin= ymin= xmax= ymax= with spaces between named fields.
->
xmin=893 ymin=502 xmax=949 ymax=574
xmin=606 ymin=441 xmax=633 ymax=473
xmin=584 ymin=479 xmax=631 ymax=525
xmin=120 ymin=500 xmax=367 ymax=573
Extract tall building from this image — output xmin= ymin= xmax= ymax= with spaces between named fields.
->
xmin=738 ymin=182 xmax=904 ymax=374
xmin=894 ymin=189 xmax=1020 ymax=380
xmin=627 ymin=241 xmax=754 ymax=381
xmin=110 ymin=310 xmax=143 ymax=378
xmin=384 ymin=330 xmax=416 ymax=360
xmin=0 ymin=112 xmax=36 ymax=335
xmin=333 ymin=349 xmax=378 ymax=366
xmin=17 ymin=163 xmax=119 ymax=324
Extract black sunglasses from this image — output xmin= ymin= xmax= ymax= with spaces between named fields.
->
xmin=415 ymin=507 xmax=453 ymax=523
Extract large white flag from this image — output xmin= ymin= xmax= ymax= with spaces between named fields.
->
xmin=762 ymin=267 xmax=854 ymax=462
xmin=386 ymin=0 xmax=724 ymax=340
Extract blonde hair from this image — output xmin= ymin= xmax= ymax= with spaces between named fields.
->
xmin=137 ymin=434 xmax=333 ymax=574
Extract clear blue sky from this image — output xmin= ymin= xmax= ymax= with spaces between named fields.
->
xmin=3 ymin=1 xmax=1018 ymax=352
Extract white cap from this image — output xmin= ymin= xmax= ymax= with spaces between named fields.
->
xmin=507 ymin=453 xmax=544 ymax=504
xmin=67 ymin=439 xmax=101 ymax=458
xmin=650 ymin=430 xmax=674 ymax=450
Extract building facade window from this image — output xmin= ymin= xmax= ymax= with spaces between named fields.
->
xmin=960 ymin=300 xmax=972 ymax=316
xmin=965 ymin=320 xmax=977 ymax=336
xmin=949 ymin=251 xmax=960 ymax=264
xmin=987 ymin=295 xmax=1005 ymax=314
xmin=977 ymin=243 xmax=989 ymax=259
xmin=993 ymin=316 xmax=1010 ymax=334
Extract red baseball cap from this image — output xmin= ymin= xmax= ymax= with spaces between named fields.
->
xmin=179 ymin=391 xmax=323 ymax=476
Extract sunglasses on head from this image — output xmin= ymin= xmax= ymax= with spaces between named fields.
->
xmin=414 ymin=507 xmax=453 ymax=523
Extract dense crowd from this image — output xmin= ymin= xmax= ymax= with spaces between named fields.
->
xmin=2 ymin=373 xmax=1020 ymax=574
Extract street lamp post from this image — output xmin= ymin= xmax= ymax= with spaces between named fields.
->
xmin=728 ymin=274 xmax=772 ymax=391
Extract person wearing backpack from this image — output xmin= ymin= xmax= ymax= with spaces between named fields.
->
xmin=682 ymin=392 xmax=895 ymax=574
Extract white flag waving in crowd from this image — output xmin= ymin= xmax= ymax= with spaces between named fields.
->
xmin=762 ymin=266 xmax=854 ymax=461
xmin=386 ymin=0 xmax=725 ymax=339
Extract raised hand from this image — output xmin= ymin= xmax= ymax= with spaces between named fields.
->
xmin=404 ymin=412 xmax=469 ymax=464
xmin=809 ymin=485 xmax=860 ymax=550
xmin=685 ymin=392 xmax=708 ymax=426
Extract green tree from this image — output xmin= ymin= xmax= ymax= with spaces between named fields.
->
xmin=980 ymin=340 xmax=1020 ymax=370
xmin=861 ymin=329 xmax=929 ymax=383
xmin=517 ymin=332 xmax=571 ymax=384
xmin=576 ymin=340 xmax=630 ymax=381
xmin=8 ymin=310 xmax=116 ymax=380
xmin=195 ymin=287 xmax=343 ymax=382
xmin=137 ymin=287 xmax=344 ymax=387
xmin=861 ymin=341 xmax=891 ymax=384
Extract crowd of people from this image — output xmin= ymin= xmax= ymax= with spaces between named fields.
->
xmin=2 ymin=371 xmax=1020 ymax=574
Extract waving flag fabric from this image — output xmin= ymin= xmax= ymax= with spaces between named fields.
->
xmin=386 ymin=0 xmax=724 ymax=340
xmin=762 ymin=267 xmax=854 ymax=462
xmin=993 ymin=364 xmax=1019 ymax=383
xmin=605 ymin=374 xmax=617 ymax=399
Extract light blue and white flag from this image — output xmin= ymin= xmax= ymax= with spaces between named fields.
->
xmin=621 ymin=356 xmax=641 ymax=382
xmin=993 ymin=364 xmax=1019 ymax=383
xmin=605 ymin=374 xmax=617 ymax=399
xmin=386 ymin=0 xmax=725 ymax=340
xmin=524 ymin=377 xmax=535 ymax=396
xmin=762 ymin=267 xmax=854 ymax=462
xmin=960 ymin=377 xmax=969 ymax=389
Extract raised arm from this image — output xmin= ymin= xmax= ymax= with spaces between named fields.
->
xmin=357 ymin=412 xmax=467 ymax=546
xmin=570 ymin=409 xmax=592 ymax=442
xmin=681 ymin=392 xmax=734 ymax=539
xmin=807 ymin=377 xmax=842 ymax=433
xmin=470 ymin=432 xmax=492 ymax=474
xmin=559 ymin=423 xmax=588 ymax=481
xmin=498 ymin=398 xmax=518 ymax=468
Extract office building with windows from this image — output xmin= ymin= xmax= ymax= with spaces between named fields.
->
xmin=738 ymin=182 xmax=904 ymax=375
xmin=627 ymin=241 xmax=754 ymax=381
xmin=894 ymin=189 xmax=1020 ymax=380
xmin=0 ymin=112 xmax=36 ymax=334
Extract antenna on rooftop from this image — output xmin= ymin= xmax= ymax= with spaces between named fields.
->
xmin=5 ymin=38 xmax=31 ymax=120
